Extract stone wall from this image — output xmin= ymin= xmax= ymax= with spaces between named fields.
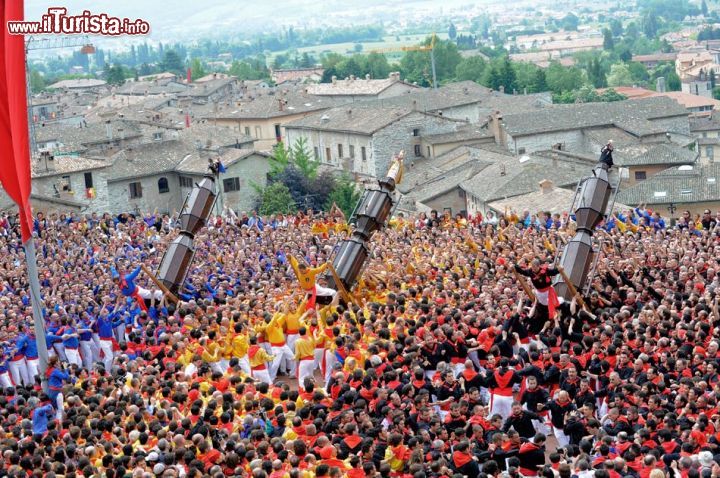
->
xmin=32 ymin=169 xmax=111 ymax=214
xmin=506 ymin=130 xmax=585 ymax=155
xmin=108 ymin=173 xmax=184 ymax=215
xmin=218 ymin=153 xmax=271 ymax=213
xmin=285 ymin=127 xmax=375 ymax=176
xmin=371 ymin=112 xmax=461 ymax=176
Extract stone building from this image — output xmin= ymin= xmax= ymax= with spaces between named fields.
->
xmin=305 ymin=73 xmax=418 ymax=101
xmin=500 ymin=97 xmax=691 ymax=156
xmin=618 ymin=163 xmax=720 ymax=216
xmin=205 ymin=89 xmax=340 ymax=151
xmin=30 ymin=154 xmax=112 ymax=214
xmin=284 ymin=105 xmax=464 ymax=178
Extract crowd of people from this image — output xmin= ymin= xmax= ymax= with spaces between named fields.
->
xmin=0 ymin=202 xmax=717 ymax=478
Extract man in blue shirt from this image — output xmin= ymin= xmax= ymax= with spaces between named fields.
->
xmin=30 ymin=397 xmax=54 ymax=437
xmin=9 ymin=325 xmax=30 ymax=387
xmin=58 ymin=318 xmax=81 ymax=368
xmin=77 ymin=315 xmax=96 ymax=371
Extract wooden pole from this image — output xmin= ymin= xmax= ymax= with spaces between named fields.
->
xmin=513 ymin=269 xmax=536 ymax=302
xmin=557 ymin=266 xmax=586 ymax=308
xmin=140 ymin=264 xmax=180 ymax=304
xmin=327 ymin=263 xmax=351 ymax=305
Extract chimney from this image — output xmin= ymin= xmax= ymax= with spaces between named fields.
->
xmin=490 ymin=111 xmax=505 ymax=146
xmin=350 ymin=75 xmax=355 ymax=81
xmin=539 ymin=179 xmax=554 ymax=194
xmin=463 ymin=87 xmax=468 ymax=95
xmin=499 ymin=85 xmax=505 ymax=94
xmin=105 ymin=120 xmax=112 ymax=140
xmin=412 ymin=100 xmax=418 ymax=111
xmin=366 ymin=74 xmax=371 ymax=81
xmin=656 ymin=76 xmax=666 ymax=93
xmin=278 ymin=98 xmax=284 ymax=111
xmin=331 ymin=75 xmax=337 ymax=85
xmin=347 ymin=108 xmax=352 ymax=117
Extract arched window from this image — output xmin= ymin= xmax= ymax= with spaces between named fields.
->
xmin=158 ymin=177 xmax=169 ymax=194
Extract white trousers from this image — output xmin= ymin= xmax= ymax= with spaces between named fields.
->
xmin=65 ymin=348 xmax=82 ymax=368
xmin=26 ymin=358 xmax=39 ymax=382
xmin=80 ymin=340 xmax=96 ymax=370
xmin=270 ymin=344 xmax=295 ymax=379
xmin=489 ymin=393 xmax=514 ymax=421
xmin=137 ymin=286 xmax=163 ymax=300
xmin=99 ymin=339 xmax=114 ymax=371
xmin=8 ymin=359 xmax=29 ymax=387
xmin=0 ymin=372 xmax=12 ymax=389
xmin=252 ymin=368 xmax=272 ymax=384
xmin=554 ymin=425 xmax=570 ymax=448
xmin=238 ymin=356 xmax=251 ymax=375
xmin=297 ymin=358 xmax=316 ymax=386
xmin=286 ymin=334 xmax=299 ymax=353
xmin=54 ymin=391 xmax=65 ymax=421
xmin=315 ymin=285 xmax=336 ymax=297
xmin=314 ymin=348 xmax=324 ymax=372
xmin=324 ymin=349 xmax=338 ymax=385
xmin=54 ymin=343 xmax=68 ymax=362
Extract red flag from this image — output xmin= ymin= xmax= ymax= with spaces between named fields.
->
xmin=0 ymin=0 xmax=34 ymax=243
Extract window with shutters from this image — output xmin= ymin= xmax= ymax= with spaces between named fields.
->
xmin=129 ymin=182 xmax=142 ymax=199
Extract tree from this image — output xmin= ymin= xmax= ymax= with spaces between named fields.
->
xmin=300 ymin=52 xmax=315 ymax=68
xmin=703 ymin=0 xmax=709 ymax=16
xmin=29 ymin=69 xmax=45 ymax=93
xmin=448 ymin=22 xmax=458 ymax=40
xmin=667 ymin=71 xmax=681 ymax=91
xmin=603 ymin=28 xmax=615 ymax=50
xmin=642 ymin=11 xmax=658 ymax=39
xmin=290 ymin=137 xmax=318 ymax=179
xmin=190 ymin=58 xmax=206 ymax=81
xmin=512 ymin=61 xmax=540 ymax=93
xmin=104 ymin=63 xmax=126 ymax=86
xmin=618 ymin=47 xmax=632 ymax=63
xmin=138 ymin=63 xmax=153 ymax=76
xmin=545 ymin=62 xmax=586 ymax=93
xmin=259 ymin=183 xmax=296 ymax=215
xmin=560 ymin=13 xmax=580 ymax=31
xmin=400 ymin=37 xmax=462 ymax=86
xmin=586 ymin=56 xmax=607 ymax=88
xmin=366 ymin=53 xmax=391 ymax=79
xmin=607 ymin=63 xmax=633 ymax=87
xmin=160 ymin=50 xmax=184 ymax=75
xmin=499 ymin=56 xmax=517 ymax=93
xmin=599 ymin=88 xmax=628 ymax=102
xmin=531 ymin=68 xmax=547 ymax=93
xmin=455 ymin=56 xmax=486 ymax=82
xmin=609 ymin=18 xmax=623 ymax=37
xmin=628 ymin=62 xmax=649 ymax=83
xmin=353 ymin=43 xmax=363 ymax=53
xmin=326 ymin=176 xmax=361 ymax=218
xmin=575 ymin=85 xmax=600 ymax=103
xmin=625 ymin=22 xmax=640 ymax=40
xmin=269 ymin=142 xmax=291 ymax=178
xmin=482 ymin=65 xmax=503 ymax=90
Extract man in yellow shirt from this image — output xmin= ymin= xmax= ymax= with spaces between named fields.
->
xmin=231 ymin=322 xmax=250 ymax=375
xmin=285 ymin=298 xmax=310 ymax=354
xmin=288 ymin=254 xmax=335 ymax=309
xmin=248 ymin=335 xmax=273 ymax=384
xmin=294 ymin=326 xmax=316 ymax=386
xmin=264 ymin=310 xmax=296 ymax=381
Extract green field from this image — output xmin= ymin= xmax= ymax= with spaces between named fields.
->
xmin=267 ymin=32 xmax=451 ymax=62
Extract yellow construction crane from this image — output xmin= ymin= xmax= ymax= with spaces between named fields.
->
xmin=368 ymin=33 xmax=437 ymax=89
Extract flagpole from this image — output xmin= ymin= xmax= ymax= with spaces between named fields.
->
xmin=23 ymin=236 xmax=49 ymax=392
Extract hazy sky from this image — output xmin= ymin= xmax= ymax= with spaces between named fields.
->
xmin=24 ymin=0 xmax=482 ymax=45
